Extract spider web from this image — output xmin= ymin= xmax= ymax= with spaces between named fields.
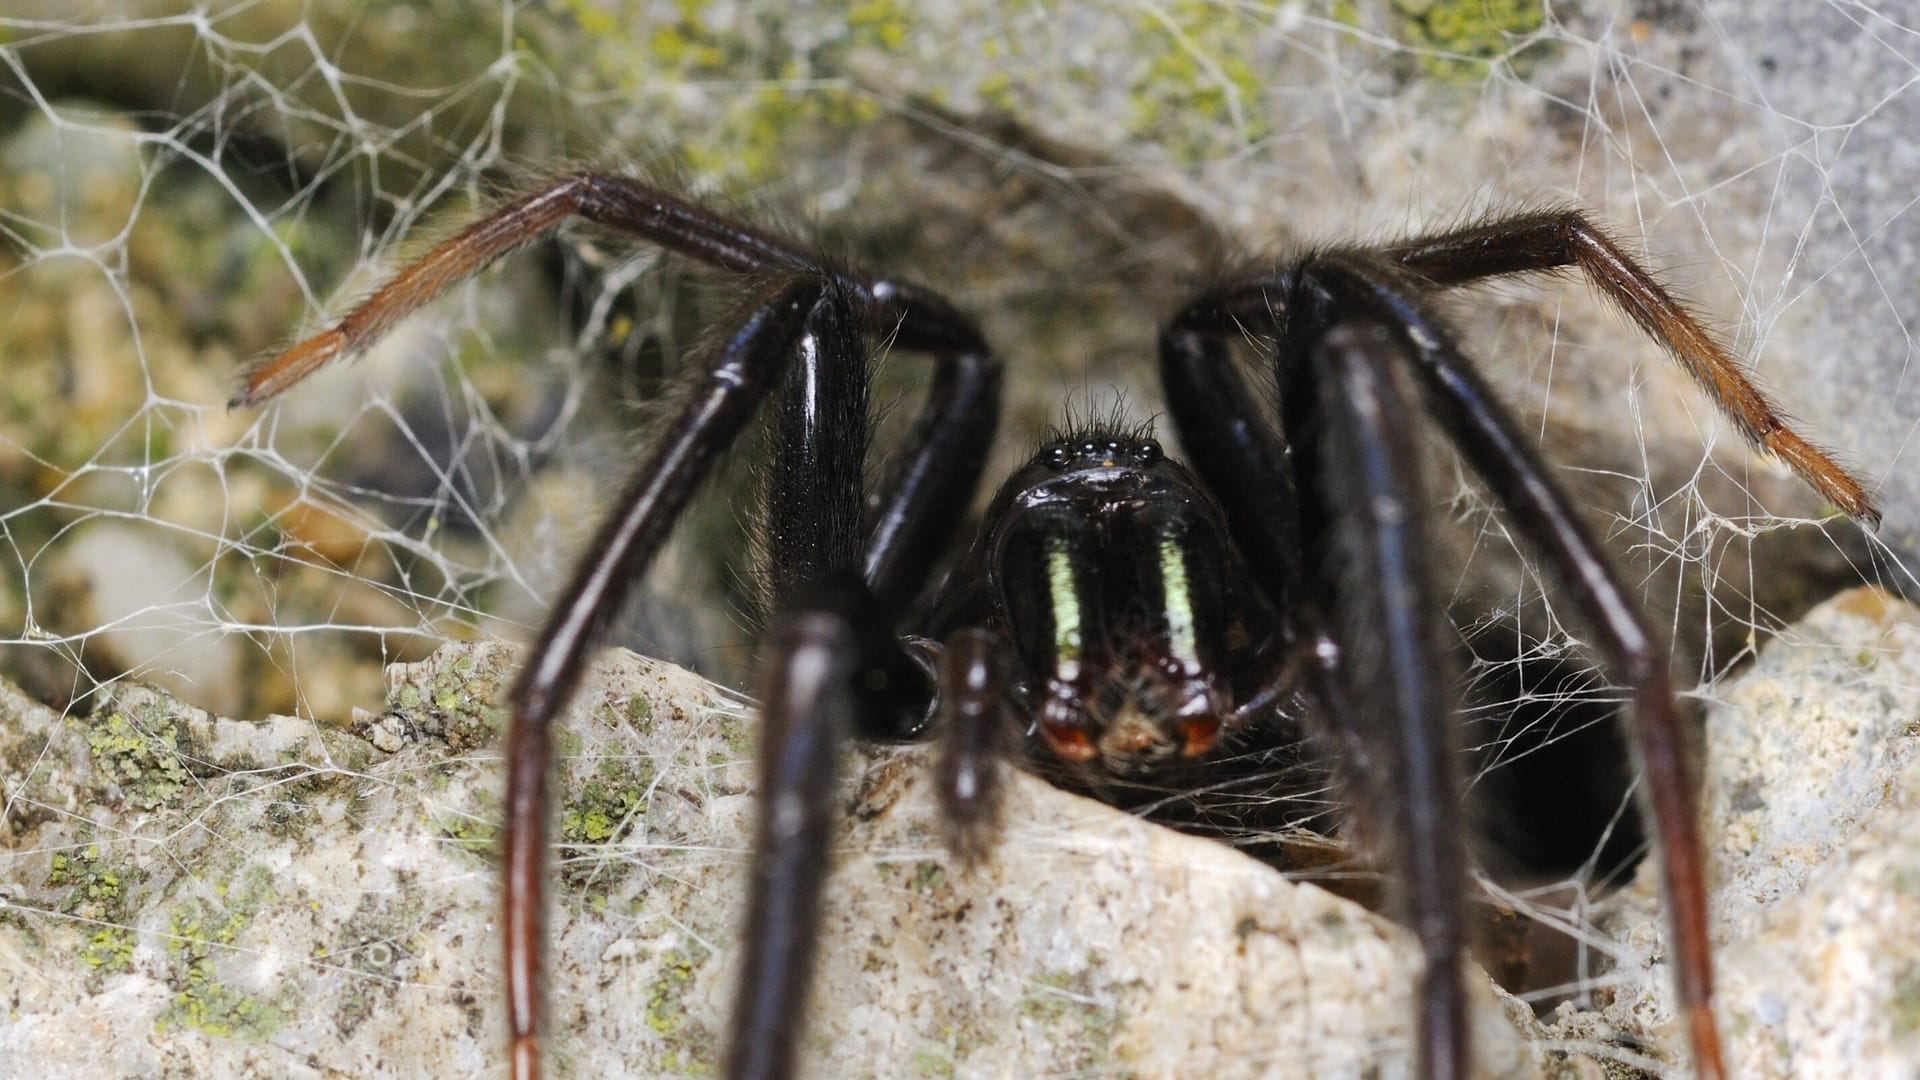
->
xmin=2 ymin=2 xmax=1918 ymax=1077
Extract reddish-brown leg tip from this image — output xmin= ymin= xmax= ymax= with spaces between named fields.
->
xmin=231 ymin=328 xmax=346 ymax=407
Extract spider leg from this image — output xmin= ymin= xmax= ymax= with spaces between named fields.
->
xmin=501 ymin=278 xmax=826 ymax=1080
xmin=735 ymin=281 xmax=1002 ymax=1079
xmin=1303 ymin=254 xmax=1726 ymax=1080
xmin=1159 ymin=308 xmax=1305 ymax=616
xmin=860 ymin=283 xmax=1002 ymax=613
xmin=1288 ymin=321 xmax=1472 ymax=1080
xmin=233 ymin=162 xmax=1003 ymax=604
xmin=229 ymin=169 xmax=1004 ymax=1076
xmin=930 ymin=627 xmax=1018 ymax=865
xmin=1382 ymin=210 xmax=1878 ymax=525
xmin=730 ymin=586 xmax=885 ymax=1080
xmin=1163 ymin=289 xmax=1472 ymax=1079
xmin=232 ymin=173 xmax=824 ymax=406
xmin=862 ymin=344 xmax=1001 ymax=611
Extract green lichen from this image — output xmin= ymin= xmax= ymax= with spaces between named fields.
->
xmin=1015 ymin=968 xmax=1124 ymax=1070
xmin=439 ymin=808 xmax=501 ymax=865
xmin=555 ymin=751 xmax=657 ymax=892
xmin=162 ymin=963 xmax=281 ymax=1040
xmin=1893 ymin=964 xmax=1920 ymax=1038
xmin=644 ymin=945 xmax=717 ymax=1068
xmin=84 ymin=702 xmax=193 ymax=810
xmin=912 ymin=1043 xmax=957 ymax=1078
xmin=159 ymin=867 xmax=283 ymax=1039
xmin=847 ymin=0 xmax=914 ymax=52
xmin=910 ymin=1027 xmax=988 ymax=1078
xmin=627 ymin=692 xmax=654 ymax=728
xmin=1128 ymin=0 xmax=1270 ymax=162
xmin=80 ymin=926 xmax=136 ymax=973
xmin=975 ymin=70 xmax=1018 ymax=112
xmin=911 ymin=860 xmax=946 ymax=892
xmin=561 ymin=761 xmax=655 ymax=847
xmin=1390 ymin=0 xmax=1555 ymax=81
xmin=262 ymin=797 xmax=316 ymax=839
xmin=695 ymin=84 xmax=884 ymax=183
xmin=48 ymin=842 xmax=141 ymax=975
xmin=556 ymin=0 xmax=910 ymax=184
xmin=388 ymin=647 xmax=510 ymax=751
xmin=591 ymin=690 xmax=657 ymax=737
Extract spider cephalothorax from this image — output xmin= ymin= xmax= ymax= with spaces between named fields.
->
xmin=955 ymin=430 xmax=1252 ymax=770
xmin=236 ymin=173 xmax=1877 ymax=1080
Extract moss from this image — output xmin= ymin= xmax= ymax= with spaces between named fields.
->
xmin=1391 ymin=0 xmax=1555 ymax=81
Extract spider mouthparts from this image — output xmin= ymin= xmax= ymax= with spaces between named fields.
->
xmin=1177 ymin=714 xmax=1223 ymax=757
xmin=1038 ymin=721 xmax=1097 ymax=762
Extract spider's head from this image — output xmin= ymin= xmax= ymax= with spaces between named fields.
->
xmin=984 ymin=432 xmax=1243 ymax=775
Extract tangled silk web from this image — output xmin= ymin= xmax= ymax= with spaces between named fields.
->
xmin=2 ymin=2 xmax=1918 ymax=1076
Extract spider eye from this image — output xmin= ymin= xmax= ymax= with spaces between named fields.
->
xmin=1043 ymin=444 xmax=1073 ymax=469
xmin=1078 ymin=439 xmax=1100 ymax=456
xmin=1134 ymin=439 xmax=1162 ymax=463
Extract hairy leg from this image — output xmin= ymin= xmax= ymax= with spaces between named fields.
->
xmin=1383 ymin=209 xmax=1877 ymax=525
xmin=1303 ymin=254 xmax=1726 ymax=1080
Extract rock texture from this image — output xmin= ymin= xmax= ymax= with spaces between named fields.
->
xmin=1578 ymin=587 xmax=1920 ymax=1076
xmin=6 ymin=587 xmax=1920 ymax=1077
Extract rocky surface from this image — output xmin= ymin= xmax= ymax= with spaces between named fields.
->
xmin=6 ymin=587 xmax=1920 ymax=1077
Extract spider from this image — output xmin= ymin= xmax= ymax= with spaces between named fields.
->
xmin=233 ymin=172 xmax=1879 ymax=1080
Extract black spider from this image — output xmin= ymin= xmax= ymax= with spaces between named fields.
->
xmin=234 ymin=173 xmax=1879 ymax=1080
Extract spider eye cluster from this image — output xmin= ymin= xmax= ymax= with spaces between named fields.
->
xmin=1038 ymin=437 xmax=1162 ymax=470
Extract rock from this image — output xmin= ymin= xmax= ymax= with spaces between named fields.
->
xmin=7 ymin=587 xmax=1918 ymax=1077
xmin=3 ymin=641 xmax=1533 ymax=1079
xmin=1576 ymin=587 xmax=1920 ymax=1076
